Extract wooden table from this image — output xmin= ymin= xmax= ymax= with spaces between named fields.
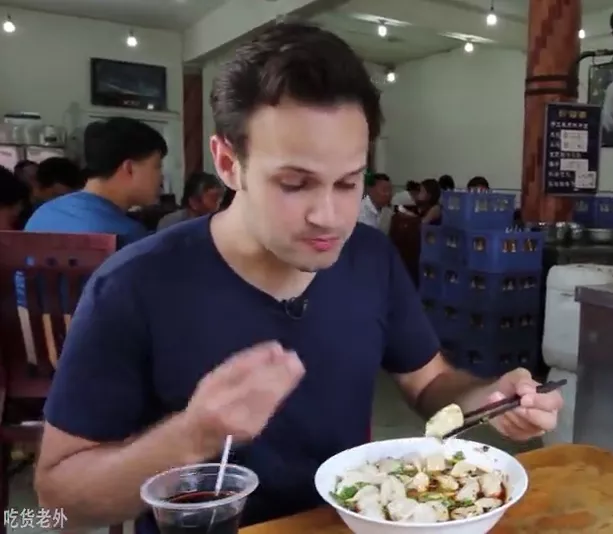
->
xmin=242 ymin=444 xmax=613 ymax=533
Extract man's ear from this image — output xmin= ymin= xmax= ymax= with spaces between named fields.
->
xmin=210 ymin=136 xmax=241 ymax=191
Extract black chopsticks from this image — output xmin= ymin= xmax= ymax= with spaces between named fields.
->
xmin=441 ymin=379 xmax=567 ymax=440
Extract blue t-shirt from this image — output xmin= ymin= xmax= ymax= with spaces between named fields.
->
xmin=15 ymin=191 xmax=148 ymax=308
xmin=44 ymin=217 xmax=440 ymax=531
xmin=25 ymin=191 xmax=148 ymax=245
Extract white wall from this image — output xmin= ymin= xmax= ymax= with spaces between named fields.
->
xmin=0 ymin=7 xmax=185 ymax=195
xmin=382 ymin=38 xmax=613 ymax=192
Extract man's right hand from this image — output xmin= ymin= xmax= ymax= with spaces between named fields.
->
xmin=182 ymin=341 xmax=305 ymax=455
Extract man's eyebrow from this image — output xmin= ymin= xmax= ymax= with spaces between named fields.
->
xmin=273 ymin=165 xmax=367 ymax=178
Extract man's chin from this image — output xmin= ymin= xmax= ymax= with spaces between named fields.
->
xmin=293 ymin=252 xmax=341 ymax=273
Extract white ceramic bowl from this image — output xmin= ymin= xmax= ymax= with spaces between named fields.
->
xmin=314 ymin=438 xmax=528 ymax=534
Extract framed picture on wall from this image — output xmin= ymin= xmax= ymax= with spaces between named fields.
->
xmin=588 ymin=61 xmax=613 ymax=147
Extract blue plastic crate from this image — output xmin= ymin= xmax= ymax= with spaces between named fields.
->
xmin=443 ymin=340 xmax=539 ymax=378
xmin=573 ymin=196 xmax=613 ymax=228
xmin=441 ymin=228 xmax=544 ymax=273
xmin=419 ymin=262 xmax=443 ymax=300
xmin=420 ymin=225 xmax=443 ymax=263
xmin=437 ymin=308 xmax=540 ymax=348
xmin=441 ymin=268 xmax=541 ymax=312
xmin=572 ymin=196 xmax=596 ymax=226
xmin=441 ymin=191 xmax=515 ymax=230
xmin=437 ymin=304 xmax=465 ymax=340
xmin=421 ymin=298 xmax=442 ymax=335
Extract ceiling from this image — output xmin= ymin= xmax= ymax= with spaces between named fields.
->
xmin=315 ymin=0 xmax=613 ymax=65
xmin=1 ymin=0 xmax=611 ymax=64
xmin=0 ymin=0 xmax=227 ymax=30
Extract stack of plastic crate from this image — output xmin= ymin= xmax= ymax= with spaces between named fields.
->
xmin=572 ymin=196 xmax=613 ymax=228
xmin=419 ymin=190 xmax=544 ymax=378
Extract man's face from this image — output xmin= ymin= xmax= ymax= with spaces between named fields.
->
xmin=369 ymin=180 xmax=392 ymax=209
xmin=213 ymin=100 xmax=368 ymax=272
xmin=129 ymin=152 xmax=163 ymax=206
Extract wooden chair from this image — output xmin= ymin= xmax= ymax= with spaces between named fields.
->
xmin=0 ymin=231 xmax=119 ymax=534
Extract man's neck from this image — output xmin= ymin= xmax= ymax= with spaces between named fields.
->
xmin=84 ymin=179 xmax=131 ymax=212
xmin=210 ymin=202 xmax=314 ymax=300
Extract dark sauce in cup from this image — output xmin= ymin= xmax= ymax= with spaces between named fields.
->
xmin=158 ymin=491 xmax=241 ymax=534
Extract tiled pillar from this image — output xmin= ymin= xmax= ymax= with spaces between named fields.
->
xmin=521 ymin=0 xmax=581 ymax=222
xmin=183 ymin=71 xmax=204 ymax=179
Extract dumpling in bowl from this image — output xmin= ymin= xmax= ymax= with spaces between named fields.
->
xmin=426 ymin=501 xmax=450 ymax=522
xmin=377 ymin=458 xmax=403 ymax=474
xmin=456 ymin=478 xmax=480 ymax=502
xmin=386 ymin=497 xmax=419 ymax=522
xmin=450 ymin=460 xmax=478 ymax=478
xmin=411 ymin=503 xmax=439 ymax=523
xmin=408 ymin=472 xmax=430 ymax=492
xmin=380 ymin=476 xmax=406 ymax=504
xmin=425 ymin=452 xmax=446 ymax=473
xmin=479 ymin=472 xmax=504 ymax=498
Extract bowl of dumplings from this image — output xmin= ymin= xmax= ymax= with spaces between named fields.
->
xmin=314 ymin=437 xmax=528 ymax=534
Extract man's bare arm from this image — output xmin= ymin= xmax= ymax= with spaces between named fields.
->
xmin=35 ymin=414 xmax=220 ymax=529
xmin=393 ymin=352 xmax=495 ymax=418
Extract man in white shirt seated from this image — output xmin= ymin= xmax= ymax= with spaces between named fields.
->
xmin=391 ymin=180 xmax=419 ymax=208
xmin=358 ymin=172 xmax=392 ymax=228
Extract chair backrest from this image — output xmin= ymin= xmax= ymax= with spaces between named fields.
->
xmin=0 ymin=231 xmax=117 ymax=382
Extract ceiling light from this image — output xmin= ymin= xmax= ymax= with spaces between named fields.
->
xmin=126 ymin=31 xmax=138 ymax=47
xmin=486 ymin=9 xmax=497 ymax=26
xmin=464 ymin=42 xmax=475 ymax=53
xmin=386 ymin=70 xmax=396 ymax=83
xmin=3 ymin=15 xmax=16 ymax=34
xmin=377 ymin=23 xmax=388 ymax=38
xmin=578 ymin=29 xmax=586 ymax=39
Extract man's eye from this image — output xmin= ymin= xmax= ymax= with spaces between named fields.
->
xmin=279 ymin=183 xmax=305 ymax=192
xmin=336 ymin=182 xmax=357 ymax=190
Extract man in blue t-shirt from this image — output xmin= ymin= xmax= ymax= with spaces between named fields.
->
xmin=35 ymin=23 xmax=563 ymax=533
xmin=24 ymin=118 xmax=166 ymax=245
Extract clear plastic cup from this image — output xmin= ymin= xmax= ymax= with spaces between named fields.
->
xmin=141 ymin=464 xmax=259 ymax=534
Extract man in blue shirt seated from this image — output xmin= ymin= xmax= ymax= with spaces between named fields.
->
xmin=35 ymin=22 xmax=563 ymax=533
xmin=30 ymin=157 xmax=84 ymax=206
xmin=25 ymin=117 xmax=167 ymax=246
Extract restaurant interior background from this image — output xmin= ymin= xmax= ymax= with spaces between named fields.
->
xmin=1 ymin=0 xmax=612 ymax=196
xmin=1 ymin=0 xmax=613 ymax=532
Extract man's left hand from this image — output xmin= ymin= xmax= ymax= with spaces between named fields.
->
xmin=485 ymin=368 xmax=563 ymax=441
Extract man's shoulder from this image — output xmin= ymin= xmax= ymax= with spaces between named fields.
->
xmin=94 ymin=217 xmax=213 ymax=282
xmin=24 ymin=195 xmax=75 ymax=229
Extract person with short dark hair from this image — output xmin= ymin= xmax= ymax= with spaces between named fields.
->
xmin=157 ymin=172 xmax=224 ymax=230
xmin=36 ymin=22 xmax=561 ymax=532
xmin=438 ymin=174 xmax=455 ymax=191
xmin=391 ymin=179 xmax=420 ymax=208
xmin=31 ymin=157 xmax=83 ymax=204
xmin=14 ymin=159 xmax=38 ymax=189
xmin=467 ymin=175 xmax=490 ymax=190
xmin=416 ymin=178 xmax=443 ymax=224
xmin=0 ymin=166 xmax=30 ymax=230
xmin=24 ymin=117 xmax=167 ymax=246
xmin=358 ymin=172 xmax=392 ymax=228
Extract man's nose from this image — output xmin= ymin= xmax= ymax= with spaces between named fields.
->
xmin=306 ymin=192 xmax=336 ymax=228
